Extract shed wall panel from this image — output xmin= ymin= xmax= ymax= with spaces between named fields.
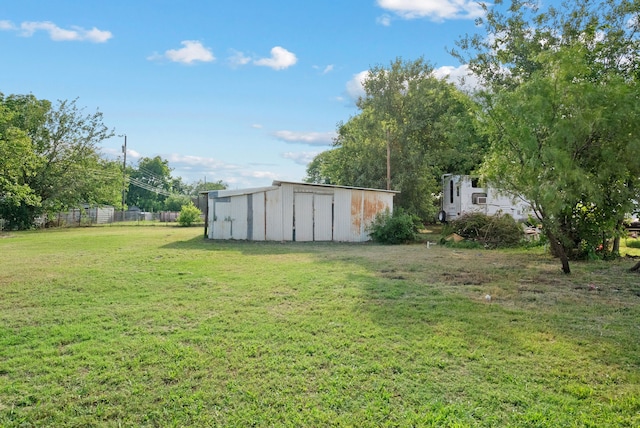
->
xmin=314 ymin=194 xmax=333 ymax=241
xmin=208 ymin=198 xmax=214 ymax=239
xmin=350 ymin=190 xmax=365 ymax=241
xmin=212 ymin=201 xmax=232 ymax=239
xmin=281 ymin=184 xmax=294 ymax=241
xmin=265 ymin=189 xmax=283 ymax=241
xmin=251 ymin=192 xmax=266 ymax=241
xmin=333 ymin=189 xmax=352 ymax=241
xmin=229 ymin=196 xmax=248 ymax=240
xmin=294 ymin=193 xmax=314 ymax=241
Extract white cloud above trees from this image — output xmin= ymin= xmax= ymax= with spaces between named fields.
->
xmin=345 ymin=70 xmax=369 ymax=102
xmin=273 ymin=130 xmax=335 ymax=146
xmin=283 ymin=151 xmax=321 ymax=166
xmin=377 ymin=0 xmax=485 ymax=22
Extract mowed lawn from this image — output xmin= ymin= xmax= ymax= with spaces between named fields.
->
xmin=1 ymin=226 xmax=639 ymax=427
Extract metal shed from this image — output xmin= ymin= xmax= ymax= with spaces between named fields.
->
xmin=205 ymin=181 xmax=398 ymax=242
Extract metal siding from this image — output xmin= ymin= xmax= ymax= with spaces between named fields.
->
xmin=230 ymin=195 xmax=248 ymax=240
xmin=350 ymin=190 xmax=365 ymax=241
xmin=252 ymin=192 xmax=266 ymax=241
xmin=361 ymin=192 xmax=391 ymax=241
xmin=208 ymin=197 xmax=215 ymax=239
xmin=281 ymin=184 xmax=294 ymax=241
xmin=314 ymin=194 xmax=333 ymax=241
xmin=333 ymin=189 xmax=352 ymax=241
xmin=294 ymin=193 xmax=314 ymax=241
xmin=212 ymin=201 xmax=232 ymax=239
xmin=265 ymin=188 xmax=283 ymax=241
xmin=207 ymin=182 xmax=394 ymax=242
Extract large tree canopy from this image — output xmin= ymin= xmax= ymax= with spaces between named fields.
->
xmin=126 ymin=156 xmax=174 ymax=212
xmin=455 ymin=0 xmax=640 ymax=273
xmin=305 ymin=57 xmax=486 ymax=221
xmin=0 ymin=93 xmax=120 ymax=229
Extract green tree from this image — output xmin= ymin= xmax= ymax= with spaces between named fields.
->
xmin=0 ymin=104 xmax=41 ymax=228
xmin=455 ymin=0 xmax=640 ymax=273
xmin=164 ymin=194 xmax=192 ymax=211
xmin=306 ymin=58 xmax=485 ymax=221
xmin=126 ymin=156 xmax=173 ymax=211
xmin=0 ymin=94 xmax=119 ymax=228
xmin=189 ymin=179 xmax=227 ymax=196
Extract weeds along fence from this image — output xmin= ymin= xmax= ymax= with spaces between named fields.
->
xmin=43 ymin=208 xmax=193 ymax=228
xmin=1 ymin=195 xmax=208 ymax=230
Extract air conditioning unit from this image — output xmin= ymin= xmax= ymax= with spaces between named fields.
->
xmin=476 ymin=196 xmax=487 ymax=204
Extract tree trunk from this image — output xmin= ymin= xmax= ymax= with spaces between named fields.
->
xmin=630 ymin=261 xmax=640 ymax=272
xmin=612 ymin=236 xmax=621 ymax=255
xmin=547 ymin=230 xmax=571 ymax=274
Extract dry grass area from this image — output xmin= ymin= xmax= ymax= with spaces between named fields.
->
xmin=321 ymin=228 xmax=640 ymax=312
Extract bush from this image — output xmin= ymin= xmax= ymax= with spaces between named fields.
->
xmin=626 ymin=239 xmax=640 ymax=249
xmin=444 ymin=212 xmax=524 ymax=249
xmin=165 ymin=194 xmax=192 ymax=212
xmin=177 ymin=203 xmax=202 ymax=227
xmin=368 ymin=209 xmax=420 ymax=244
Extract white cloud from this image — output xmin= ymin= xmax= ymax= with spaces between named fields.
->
xmin=376 ymin=14 xmax=392 ymax=26
xmin=0 ymin=20 xmax=16 ymax=30
xmin=433 ymin=64 xmax=481 ymax=92
xmin=102 ymin=147 xmax=141 ymax=159
xmin=273 ymin=130 xmax=335 ymax=146
xmin=283 ymin=151 xmax=320 ymax=166
xmin=345 ymin=70 xmax=369 ymax=102
xmin=254 ymin=46 xmax=298 ymax=70
xmin=228 ymin=49 xmax=251 ymax=67
xmin=243 ymin=170 xmax=279 ymax=180
xmin=251 ymin=124 xmax=263 ymax=129
xmin=377 ymin=0 xmax=485 ymax=22
xmin=15 ymin=21 xmax=112 ymax=42
xmin=313 ymin=64 xmax=335 ymax=74
xmin=154 ymin=40 xmax=215 ymax=64
xmin=127 ymin=149 xmax=142 ymax=159
xmin=167 ymin=153 xmax=237 ymax=170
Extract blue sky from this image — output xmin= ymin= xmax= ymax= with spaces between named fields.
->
xmin=2 ymin=0 xmax=487 ymax=189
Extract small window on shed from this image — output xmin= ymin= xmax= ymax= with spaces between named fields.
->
xmin=471 ymin=178 xmax=480 ymax=188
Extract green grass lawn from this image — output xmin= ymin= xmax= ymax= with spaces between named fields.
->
xmin=1 ymin=226 xmax=639 ymax=427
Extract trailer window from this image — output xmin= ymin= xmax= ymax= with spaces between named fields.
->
xmin=471 ymin=178 xmax=480 ymax=188
xmin=449 ymin=181 xmax=454 ymax=204
xmin=472 ymin=193 xmax=487 ymax=204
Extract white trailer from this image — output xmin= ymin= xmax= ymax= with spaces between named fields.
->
xmin=439 ymin=174 xmax=532 ymax=222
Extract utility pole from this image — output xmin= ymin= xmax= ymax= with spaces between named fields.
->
xmin=121 ymin=134 xmax=127 ymax=219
